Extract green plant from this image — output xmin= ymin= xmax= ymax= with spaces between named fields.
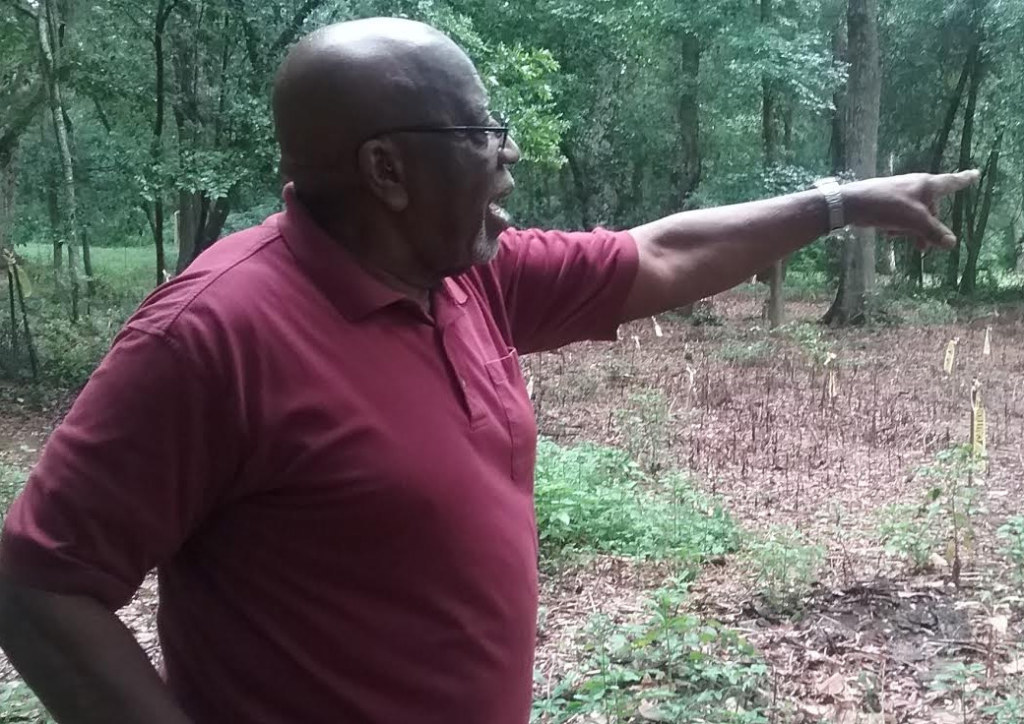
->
xmin=877 ymin=501 xmax=941 ymax=572
xmin=717 ymin=339 xmax=775 ymax=366
xmin=533 ymin=438 xmax=739 ymax=568
xmin=877 ymin=446 xmax=984 ymax=580
xmin=777 ymin=322 xmax=834 ymax=366
xmin=0 ymin=463 xmax=27 ymax=522
xmin=0 ymin=681 xmax=53 ymax=723
xmin=997 ymin=515 xmax=1024 ymax=587
xmin=532 ymin=582 xmax=770 ymax=723
xmin=614 ymin=389 xmax=671 ymax=473
xmin=740 ymin=525 xmax=825 ymax=611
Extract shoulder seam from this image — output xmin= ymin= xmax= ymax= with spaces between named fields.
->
xmin=128 ymin=227 xmax=283 ymax=336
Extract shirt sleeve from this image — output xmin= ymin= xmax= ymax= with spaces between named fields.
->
xmin=0 ymin=325 xmax=239 ymax=611
xmin=492 ymin=227 xmax=639 ymax=354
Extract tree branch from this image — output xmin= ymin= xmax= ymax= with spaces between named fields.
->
xmin=270 ymin=0 xmax=328 ymax=57
xmin=6 ymin=0 xmax=37 ymax=21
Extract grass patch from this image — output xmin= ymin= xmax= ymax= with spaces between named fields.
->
xmin=534 ymin=438 xmax=739 ymax=570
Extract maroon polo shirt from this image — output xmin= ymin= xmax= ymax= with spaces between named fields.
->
xmin=0 ymin=184 xmax=638 ymax=724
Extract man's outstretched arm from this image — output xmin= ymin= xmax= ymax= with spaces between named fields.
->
xmin=620 ymin=171 xmax=979 ymax=321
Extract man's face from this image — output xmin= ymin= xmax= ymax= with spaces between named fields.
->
xmin=399 ymin=76 xmax=521 ymax=279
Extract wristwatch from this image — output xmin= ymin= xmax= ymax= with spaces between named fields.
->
xmin=813 ymin=177 xmax=845 ymax=232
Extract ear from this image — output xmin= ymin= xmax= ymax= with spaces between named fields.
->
xmin=357 ymin=139 xmax=409 ymax=211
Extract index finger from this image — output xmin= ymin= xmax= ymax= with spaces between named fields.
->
xmin=932 ymin=169 xmax=981 ymax=197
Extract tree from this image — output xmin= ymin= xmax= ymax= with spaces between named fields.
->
xmin=35 ymin=0 xmax=86 ymax=320
xmin=825 ymin=0 xmax=880 ymax=325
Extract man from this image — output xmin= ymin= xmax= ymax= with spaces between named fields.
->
xmin=0 ymin=16 xmax=975 ymax=724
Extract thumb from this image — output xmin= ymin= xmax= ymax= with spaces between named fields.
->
xmin=919 ymin=209 xmax=957 ymax=249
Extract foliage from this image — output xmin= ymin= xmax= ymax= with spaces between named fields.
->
xmin=996 ymin=515 xmax=1024 ymax=587
xmin=0 ymin=462 xmax=27 ymax=524
xmin=0 ymin=681 xmax=52 ymax=724
xmin=717 ymin=339 xmax=776 ymax=366
xmin=739 ymin=525 xmax=825 ymax=611
xmin=533 ymin=438 xmax=739 ymax=567
xmin=532 ymin=582 xmax=770 ymax=724
xmin=877 ymin=445 xmax=984 ymax=574
xmin=614 ymin=389 xmax=672 ymax=474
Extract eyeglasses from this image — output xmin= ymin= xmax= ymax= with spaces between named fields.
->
xmin=380 ymin=114 xmax=510 ymax=152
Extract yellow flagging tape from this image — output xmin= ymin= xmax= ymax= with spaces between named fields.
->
xmin=943 ymin=339 xmax=958 ymax=375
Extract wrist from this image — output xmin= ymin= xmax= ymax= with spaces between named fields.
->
xmin=813 ymin=177 xmax=845 ymax=233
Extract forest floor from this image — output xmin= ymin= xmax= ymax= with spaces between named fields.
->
xmin=2 ymin=286 xmax=1023 ymax=723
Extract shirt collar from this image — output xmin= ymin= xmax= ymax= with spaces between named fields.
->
xmin=275 ymin=183 xmax=424 ymax=322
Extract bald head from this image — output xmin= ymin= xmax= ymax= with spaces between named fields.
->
xmin=273 ymin=18 xmax=486 ymax=182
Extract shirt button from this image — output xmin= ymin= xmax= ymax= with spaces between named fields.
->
xmin=460 ymin=378 xmax=467 ymax=388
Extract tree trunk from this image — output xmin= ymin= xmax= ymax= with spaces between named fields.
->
xmin=37 ymin=0 xmax=82 ymax=321
xmin=903 ymin=50 xmax=974 ymax=287
xmin=0 ymin=151 xmax=15 ymax=252
xmin=761 ymin=0 xmax=785 ymax=327
xmin=675 ymin=31 xmax=701 ymax=200
xmin=827 ymin=0 xmax=879 ymax=325
xmin=944 ymin=42 xmax=983 ymax=289
xmin=81 ymin=226 xmax=95 ymax=302
xmin=827 ymin=21 xmax=848 ymax=177
xmin=150 ymin=0 xmax=175 ymax=286
xmin=821 ymin=19 xmax=847 ymax=323
xmin=958 ymin=130 xmax=1002 ymax=295
xmin=561 ymin=142 xmax=592 ymax=230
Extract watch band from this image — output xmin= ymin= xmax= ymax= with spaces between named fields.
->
xmin=814 ymin=177 xmax=845 ymax=232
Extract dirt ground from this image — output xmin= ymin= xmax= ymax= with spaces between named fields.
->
xmin=2 ymin=288 xmax=1023 ymax=722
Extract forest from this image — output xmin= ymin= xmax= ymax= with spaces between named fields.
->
xmin=1 ymin=0 xmax=1024 ymax=722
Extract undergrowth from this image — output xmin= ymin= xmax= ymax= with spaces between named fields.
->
xmin=534 ymin=437 xmax=739 ymax=569
xmin=532 ymin=581 xmax=770 ymax=724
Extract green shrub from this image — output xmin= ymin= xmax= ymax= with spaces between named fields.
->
xmin=533 ymin=438 xmax=739 ymax=567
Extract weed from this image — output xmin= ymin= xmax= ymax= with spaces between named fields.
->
xmin=533 ymin=438 xmax=739 ymax=568
xmin=739 ymin=525 xmax=824 ymax=612
xmin=876 ymin=446 xmax=984 ymax=582
xmin=717 ymin=339 xmax=775 ymax=366
xmin=614 ymin=389 xmax=671 ymax=473
xmin=777 ymin=322 xmax=834 ymax=366
xmin=0 ymin=463 xmax=27 ymax=523
xmin=996 ymin=516 xmax=1024 ymax=587
xmin=532 ymin=582 xmax=770 ymax=723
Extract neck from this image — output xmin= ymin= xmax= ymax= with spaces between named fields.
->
xmin=316 ymin=211 xmax=436 ymax=310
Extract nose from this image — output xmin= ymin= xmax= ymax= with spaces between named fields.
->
xmin=500 ymin=134 xmax=521 ymax=166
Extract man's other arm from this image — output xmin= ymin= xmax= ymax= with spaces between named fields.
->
xmin=0 ymin=576 xmax=192 ymax=724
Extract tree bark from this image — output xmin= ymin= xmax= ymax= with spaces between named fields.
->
xmin=902 ymin=49 xmax=974 ymax=287
xmin=958 ymin=129 xmax=1002 ymax=295
xmin=826 ymin=0 xmax=879 ymax=325
xmin=149 ymin=0 xmax=177 ymax=285
xmin=760 ymin=0 xmax=785 ymax=327
xmin=37 ymin=0 xmax=83 ymax=321
xmin=675 ymin=31 xmax=702 ymax=201
xmin=944 ymin=42 xmax=983 ymax=289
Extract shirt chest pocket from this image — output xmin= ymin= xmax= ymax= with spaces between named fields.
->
xmin=481 ymin=348 xmax=538 ymax=484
